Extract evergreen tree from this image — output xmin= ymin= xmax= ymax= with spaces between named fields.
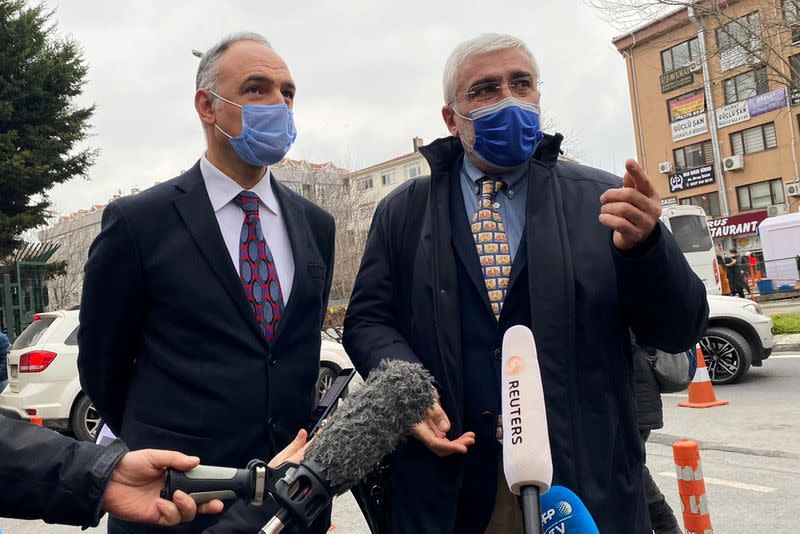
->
xmin=0 ymin=0 xmax=97 ymax=259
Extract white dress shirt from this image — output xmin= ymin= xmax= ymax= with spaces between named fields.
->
xmin=200 ymin=156 xmax=294 ymax=304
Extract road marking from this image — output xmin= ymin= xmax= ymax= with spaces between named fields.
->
xmin=770 ymin=354 xmax=800 ymax=359
xmin=657 ymin=472 xmax=775 ymax=493
xmin=661 ymin=393 xmax=687 ymax=398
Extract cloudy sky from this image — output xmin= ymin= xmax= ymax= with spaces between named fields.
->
xmin=43 ymin=0 xmax=636 ymax=216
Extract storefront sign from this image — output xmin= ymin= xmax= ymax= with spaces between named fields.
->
xmin=748 ymin=87 xmax=788 ymax=117
xmin=661 ymin=196 xmax=678 ymax=206
xmin=671 ymin=113 xmax=708 ymax=142
xmin=660 ymin=66 xmax=694 ymax=93
xmin=716 ymin=100 xmax=750 ymax=128
xmin=670 ymin=92 xmax=705 ymax=121
xmin=668 ymin=165 xmax=714 ymax=193
xmin=708 ymin=210 xmax=768 ymax=238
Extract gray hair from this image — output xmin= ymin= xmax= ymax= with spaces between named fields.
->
xmin=195 ymin=32 xmax=272 ymax=106
xmin=442 ymin=33 xmax=539 ymax=104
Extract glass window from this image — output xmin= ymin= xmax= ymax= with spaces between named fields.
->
xmin=356 ymin=176 xmax=373 ymax=191
xmin=736 ymin=178 xmax=785 ymax=210
xmin=679 ymin=193 xmax=722 ymax=217
xmin=673 ymin=140 xmax=713 ymax=171
xmin=730 ymin=123 xmax=777 ymax=155
xmin=717 ymin=12 xmax=762 ymax=50
xmin=660 ymin=37 xmax=700 ymax=73
xmin=722 ymin=68 xmax=769 ymax=104
xmin=381 ymin=171 xmax=396 ymax=186
xmin=405 ymin=162 xmax=422 ymax=180
xmin=670 ymin=214 xmax=714 ymax=253
xmin=64 ymin=326 xmax=79 ymax=346
xmin=786 ymin=1 xmax=800 ymax=42
xmin=12 ymin=317 xmax=56 ymax=350
xmin=666 ymin=89 xmax=704 ymax=123
xmin=791 ymin=54 xmax=800 ymax=104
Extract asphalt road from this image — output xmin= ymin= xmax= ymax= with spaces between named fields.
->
xmin=3 ymin=355 xmax=798 ymax=533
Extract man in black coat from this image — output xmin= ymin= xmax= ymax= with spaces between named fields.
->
xmin=78 ymin=32 xmax=334 ymax=534
xmin=343 ymin=33 xmax=708 ymax=533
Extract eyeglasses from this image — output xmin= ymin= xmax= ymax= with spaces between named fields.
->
xmin=463 ymin=76 xmax=541 ymax=103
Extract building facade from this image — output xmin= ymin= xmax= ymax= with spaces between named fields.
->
xmin=614 ymin=0 xmax=800 ymax=254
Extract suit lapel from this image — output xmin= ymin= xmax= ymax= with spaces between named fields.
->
xmin=271 ymin=178 xmax=313 ymax=342
xmin=172 ymin=163 xmax=270 ymax=350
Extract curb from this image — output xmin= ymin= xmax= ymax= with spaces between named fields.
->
xmin=773 ymin=342 xmax=800 ymax=353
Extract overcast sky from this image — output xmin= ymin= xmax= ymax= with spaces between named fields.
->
xmin=42 ymin=0 xmax=636 ymax=216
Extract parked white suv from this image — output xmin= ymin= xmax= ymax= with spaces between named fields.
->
xmin=1 ymin=309 xmax=356 ymax=441
xmin=703 ymin=295 xmax=773 ymax=385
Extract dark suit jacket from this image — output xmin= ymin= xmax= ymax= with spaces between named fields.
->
xmin=78 ymin=162 xmax=335 ymax=533
xmin=343 ymin=135 xmax=708 ymax=533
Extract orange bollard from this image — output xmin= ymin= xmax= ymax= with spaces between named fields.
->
xmin=679 ymin=344 xmax=729 ymax=409
xmin=673 ymin=439 xmax=715 ymax=534
xmin=30 ymin=416 xmax=43 ymax=426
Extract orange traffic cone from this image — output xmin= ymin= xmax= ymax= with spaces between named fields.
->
xmin=678 ymin=344 xmax=729 ymax=409
xmin=673 ymin=439 xmax=716 ymax=534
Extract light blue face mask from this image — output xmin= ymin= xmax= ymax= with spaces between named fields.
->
xmin=209 ymin=90 xmax=297 ymax=167
xmin=454 ymin=97 xmax=543 ymax=169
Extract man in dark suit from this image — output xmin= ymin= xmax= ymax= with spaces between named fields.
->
xmin=343 ymin=33 xmax=708 ymax=533
xmin=78 ymin=32 xmax=335 ymax=533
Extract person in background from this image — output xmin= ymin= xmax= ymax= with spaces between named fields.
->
xmin=633 ymin=340 xmax=696 ymax=534
xmin=716 ymin=254 xmax=730 ymax=295
xmin=0 ymin=329 xmax=9 ymax=392
xmin=725 ymin=250 xmax=748 ymax=298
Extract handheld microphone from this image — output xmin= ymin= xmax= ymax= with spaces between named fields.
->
xmin=162 ymin=359 xmax=435 ymax=532
xmin=540 ymin=486 xmax=599 ymax=534
xmin=501 ymin=325 xmax=552 ymax=534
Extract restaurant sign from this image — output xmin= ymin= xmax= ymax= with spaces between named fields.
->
xmin=708 ymin=210 xmax=768 ymax=238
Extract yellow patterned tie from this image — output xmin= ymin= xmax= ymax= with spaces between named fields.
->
xmin=471 ymin=177 xmax=512 ymax=320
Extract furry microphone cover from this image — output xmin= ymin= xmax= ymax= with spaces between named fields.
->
xmin=304 ymin=359 xmax=435 ymax=494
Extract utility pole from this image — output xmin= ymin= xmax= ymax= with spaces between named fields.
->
xmin=689 ymin=3 xmax=730 ymax=216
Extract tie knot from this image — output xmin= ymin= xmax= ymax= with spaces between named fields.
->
xmin=234 ymin=191 xmax=261 ymax=214
xmin=478 ymin=177 xmax=505 ymax=199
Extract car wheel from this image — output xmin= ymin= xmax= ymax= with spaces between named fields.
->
xmin=316 ymin=365 xmax=339 ymax=403
xmin=70 ymin=394 xmax=102 ymax=442
xmin=701 ymin=326 xmax=752 ymax=385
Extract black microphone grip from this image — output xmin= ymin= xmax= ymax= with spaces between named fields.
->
xmin=161 ymin=465 xmax=253 ymax=504
xmin=521 ymin=486 xmax=543 ymax=534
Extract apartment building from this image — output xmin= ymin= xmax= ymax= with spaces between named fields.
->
xmin=614 ymin=0 xmax=800 ymax=253
xmin=345 ymin=137 xmax=431 ymax=221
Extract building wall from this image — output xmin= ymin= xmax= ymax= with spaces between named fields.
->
xmin=618 ymin=0 xmax=800 ymax=218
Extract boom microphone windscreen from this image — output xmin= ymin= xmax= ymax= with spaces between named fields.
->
xmin=501 ymin=325 xmax=552 ymax=495
xmin=303 ymin=358 xmax=436 ymax=494
xmin=540 ymin=486 xmax=599 ymax=534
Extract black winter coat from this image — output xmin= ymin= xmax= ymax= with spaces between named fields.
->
xmin=0 ymin=414 xmax=127 ymax=526
xmin=343 ymin=135 xmax=709 ymax=534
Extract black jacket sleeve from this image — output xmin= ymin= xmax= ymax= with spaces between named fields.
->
xmin=614 ymin=222 xmax=709 ymax=353
xmin=0 ymin=415 xmax=127 ymax=527
xmin=78 ymin=202 xmax=147 ymax=434
xmin=342 ymin=196 xmax=422 ymax=379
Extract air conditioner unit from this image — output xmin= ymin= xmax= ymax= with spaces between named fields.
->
xmin=723 ymin=155 xmax=744 ymax=171
xmin=658 ymin=161 xmax=673 ymax=174
xmin=786 ymin=181 xmax=800 ymax=197
xmin=768 ymin=204 xmax=789 ymax=216
xmin=689 ymin=61 xmax=702 ymax=73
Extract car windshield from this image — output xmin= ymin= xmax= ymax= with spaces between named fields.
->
xmin=669 ymin=215 xmax=713 ymax=253
xmin=12 ymin=316 xmax=56 ymax=350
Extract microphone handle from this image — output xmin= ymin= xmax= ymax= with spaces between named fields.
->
xmin=521 ymin=485 xmax=543 ymax=534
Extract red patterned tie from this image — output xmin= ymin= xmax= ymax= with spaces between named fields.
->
xmin=234 ymin=191 xmax=284 ymax=342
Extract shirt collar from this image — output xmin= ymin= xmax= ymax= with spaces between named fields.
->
xmin=461 ymin=155 xmax=527 ymax=193
xmin=200 ymin=156 xmax=279 ymax=215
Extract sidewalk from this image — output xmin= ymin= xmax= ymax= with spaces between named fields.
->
xmin=774 ymin=333 xmax=800 ymax=352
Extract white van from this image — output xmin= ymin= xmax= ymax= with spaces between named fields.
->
xmin=660 ymin=204 xmax=721 ymax=295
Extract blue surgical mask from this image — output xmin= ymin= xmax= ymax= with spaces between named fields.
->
xmin=454 ymin=97 xmax=543 ymax=169
xmin=209 ymin=90 xmax=297 ymax=167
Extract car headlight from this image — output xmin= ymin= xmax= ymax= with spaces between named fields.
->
xmin=742 ymin=302 xmax=764 ymax=316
